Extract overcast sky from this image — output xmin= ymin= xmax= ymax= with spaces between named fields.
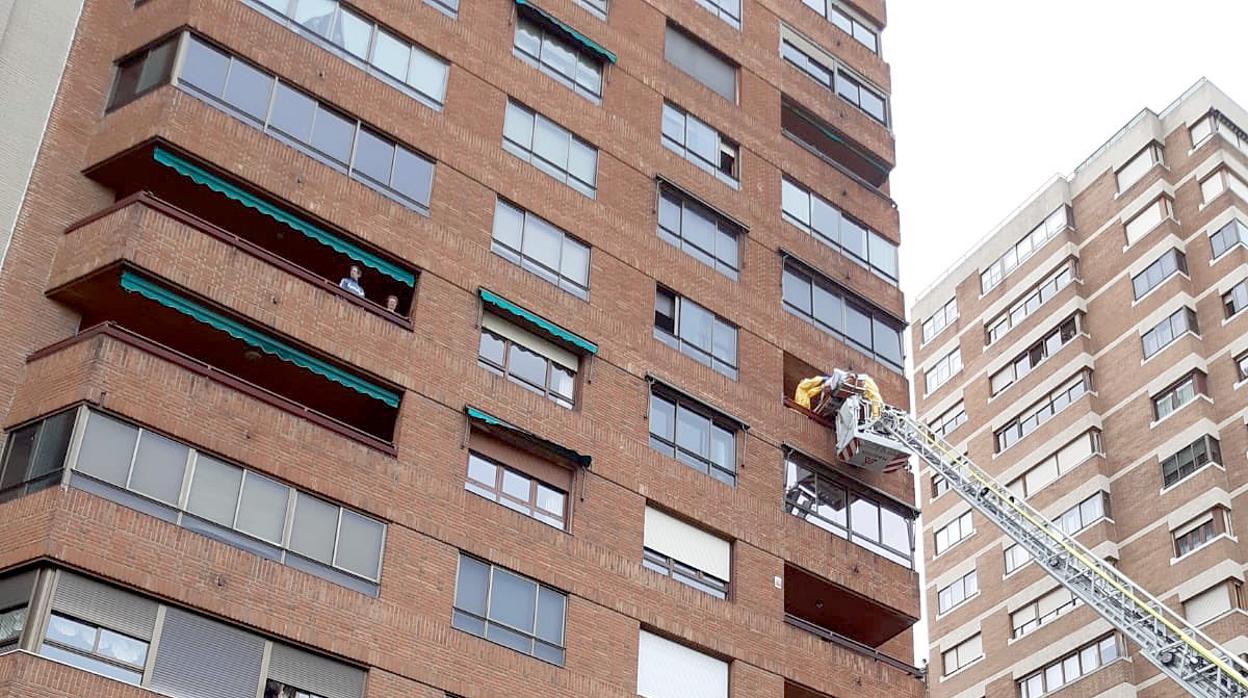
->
xmin=891 ymin=0 xmax=1248 ymax=305
xmin=888 ymin=0 xmax=1248 ymax=663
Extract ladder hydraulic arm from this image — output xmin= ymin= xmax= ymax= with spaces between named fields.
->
xmin=872 ymin=405 xmax=1248 ymax=698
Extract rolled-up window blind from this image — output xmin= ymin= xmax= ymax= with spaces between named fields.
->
xmin=636 ymin=630 xmax=727 ymax=698
xmin=150 ymin=607 xmax=265 ymax=698
xmin=51 ymin=573 xmax=158 ymax=640
xmin=267 ymin=642 xmax=365 ymax=698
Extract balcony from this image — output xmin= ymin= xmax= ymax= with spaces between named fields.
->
xmin=44 ymin=265 xmax=401 ymax=447
xmin=84 ymin=141 xmax=416 ymax=322
xmin=781 ymin=96 xmax=892 ymax=194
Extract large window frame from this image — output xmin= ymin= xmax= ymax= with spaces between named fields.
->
xmin=1123 ymin=197 xmax=1172 ymax=246
xmin=491 ymin=198 xmax=590 ymax=299
xmin=1224 ymin=279 xmax=1248 ymax=318
xmin=513 ymin=13 xmax=605 ymax=103
xmin=1152 ymin=372 xmax=1205 ymax=422
xmin=933 ymin=511 xmax=973 ymax=556
xmin=921 ymin=298 xmax=958 ymax=345
xmin=988 ymin=314 xmax=1080 ymax=396
xmin=1173 ymin=508 xmax=1232 ymax=558
xmin=941 ymin=633 xmax=981 ymax=676
xmin=781 ymin=260 xmax=904 ymax=372
xmin=924 ymin=348 xmax=962 ymax=395
xmin=780 ymin=28 xmax=887 ymax=125
xmin=937 ymin=570 xmax=977 ymax=615
xmin=1160 ymin=435 xmax=1221 ymax=489
xmin=647 ymin=388 xmax=738 ymax=485
xmin=1131 ymin=248 xmax=1187 ymax=300
xmin=653 ymin=287 xmax=738 ymax=380
xmin=1115 ymin=142 xmax=1163 ymax=193
xmin=1018 ymin=634 xmax=1121 ymax=698
xmin=1210 ymin=219 xmax=1248 ymax=259
xmin=783 ymin=453 xmax=915 ymax=568
xmin=1011 ymin=586 xmax=1078 ymax=639
xmin=477 ymin=314 xmax=579 ymax=409
xmin=781 ymin=177 xmax=898 ymax=283
xmin=796 ymin=0 xmax=879 ymax=53
xmin=502 ymin=100 xmax=598 ymax=197
xmin=1141 ymin=307 xmax=1198 ymax=359
xmin=980 ymin=207 xmax=1070 ymax=294
xmin=986 ymin=260 xmax=1077 ymax=345
xmin=657 ymin=182 xmax=742 ymax=280
xmin=994 ymin=371 xmax=1093 ymax=453
xmin=1005 ymin=431 xmax=1100 ymax=500
xmin=466 ymin=450 xmax=567 ymax=530
xmin=928 ymin=402 xmax=967 ymax=440
xmin=661 ymin=102 xmax=739 ymax=186
xmin=451 ymin=554 xmax=567 ymax=665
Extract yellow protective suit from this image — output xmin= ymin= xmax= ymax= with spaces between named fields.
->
xmin=793 ymin=376 xmax=826 ymax=410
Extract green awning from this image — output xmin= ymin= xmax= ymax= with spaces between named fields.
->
xmin=479 ymin=288 xmax=597 ymax=354
xmin=120 ymin=270 xmax=401 ymax=407
xmin=465 ymin=406 xmax=591 ymax=468
xmin=515 ymin=0 xmax=617 ymax=64
xmin=152 ymin=148 xmax=415 ymax=287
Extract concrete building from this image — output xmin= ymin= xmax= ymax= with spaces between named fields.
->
xmin=913 ymin=79 xmax=1248 ymax=698
xmin=0 ymin=0 xmax=919 ymax=697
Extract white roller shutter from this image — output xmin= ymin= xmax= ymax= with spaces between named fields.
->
xmin=1185 ymin=584 xmax=1233 ymax=626
xmin=636 ymin=630 xmax=728 ymax=698
xmin=482 ymin=313 xmax=579 ymax=370
xmin=644 ymin=507 xmax=730 ymax=581
xmin=149 ymin=607 xmax=265 ymax=698
xmin=1037 ymin=587 xmax=1072 ymax=617
xmin=1057 ymin=433 xmax=1094 ymax=469
xmin=1023 ymin=457 xmax=1059 ymax=494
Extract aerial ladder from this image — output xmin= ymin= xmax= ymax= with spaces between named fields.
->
xmin=795 ymin=372 xmax=1248 ymax=698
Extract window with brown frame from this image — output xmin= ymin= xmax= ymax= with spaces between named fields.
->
xmin=464 ymin=431 xmax=573 ymax=530
xmin=1173 ymin=508 xmax=1232 ymax=558
xmin=477 ymin=313 xmax=578 ymax=408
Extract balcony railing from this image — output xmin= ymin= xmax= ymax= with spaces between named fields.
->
xmin=784 ymin=614 xmax=924 ymax=679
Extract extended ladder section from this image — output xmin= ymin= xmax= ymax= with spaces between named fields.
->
xmin=874 ymin=407 xmax=1248 ymax=698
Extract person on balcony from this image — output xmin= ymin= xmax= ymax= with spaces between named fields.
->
xmin=339 ymin=264 xmax=365 ymax=297
xmin=385 ymin=295 xmax=400 ymax=314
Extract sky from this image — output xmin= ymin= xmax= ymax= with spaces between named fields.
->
xmin=890 ymin=0 xmax=1248 ymax=303
xmin=886 ymin=0 xmax=1248 ymax=664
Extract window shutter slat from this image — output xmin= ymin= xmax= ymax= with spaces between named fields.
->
xmin=637 ymin=630 xmax=728 ymax=698
xmin=150 ymin=607 xmax=265 ymax=698
xmin=643 ymin=507 xmax=730 ymax=580
xmin=268 ymin=643 xmax=365 ymax=698
xmin=51 ymin=573 xmax=158 ymax=640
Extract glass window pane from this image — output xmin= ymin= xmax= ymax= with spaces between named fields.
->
xmin=371 ymin=30 xmax=410 ymax=80
xmin=709 ymin=425 xmax=734 ymax=472
xmin=268 ymin=83 xmax=316 ymax=142
xmin=842 ymin=217 xmax=867 ymax=259
xmin=221 ymin=60 xmax=273 ymax=121
xmin=136 ymin=42 xmax=176 ymax=94
xmin=810 ymin=196 xmax=841 ymax=244
xmin=288 ymin=491 xmax=338 ymax=564
xmin=533 ymin=117 xmax=569 ymax=168
xmin=466 ymin=454 xmax=497 ymax=488
xmin=515 ymin=19 xmax=541 ymax=58
xmin=391 ymin=147 xmax=434 ymax=206
xmin=478 ymin=330 xmax=506 ymax=367
xmin=352 ymin=128 xmax=395 ymax=184
xmin=845 ymin=302 xmax=872 ymax=349
xmin=0 ymin=424 xmax=37 ymax=489
xmin=686 ymin=118 xmax=718 ymax=165
xmin=455 ymin=556 xmax=490 ymax=616
xmin=503 ymin=103 xmax=534 ymax=150
xmin=560 ymin=238 xmax=589 ymax=286
xmin=507 ymin=344 xmax=548 ymax=388
xmin=492 ymin=201 xmax=525 ymax=251
xmin=111 ymin=59 xmax=144 ymax=107
xmin=522 ymin=217 xmax=562 ymax=271
xmin=235 ymin=472 xmax=290 ymax=543
xmin=874 ymin=318 xmax=902 ymax=366
xmin=870 ymin=235 xmax=898 ymax=278
xmin=489 ymin=569 xmax=537 ymax=632
xmin=675 ymin=406 xmax=710 ymax=457
xmin=782 ymin=180 xmax=808 ymax=225
xmin=29 ymin=411 xmax=74 ymax=480
xmin=568 ymin=141 xmax=596 ymax=187
xmin=678 ymin=300 xmax=713 ymax=351
xmin=535 ymin=586 xmax=565 ymax=645
xmin=712 ymin=319 xmax=736 ymax=365
xmin=76 ymin=412 xmax=139 ymax=486
xmin=851 ymin=497 xmax=880 ymax=541
xmin=812 ymin=284 xmax=841 ymax=332
xmin=45 ymin=615 xmax=96 ymax=651
xmin=309 ymin=105 xmax=355 ymax=164
xmin=408 ymin=49 xmax=447 ymax=103
xmin=782 ymin=269 xmax=811 ymax=314
xmin=185 ymin=455 xmax=243 ymax=527
xmin=501 ymin=469 xmax=530 ymax=501
xmin=97 ymin=629 xmax=148 ymax=667
xmin=334 ymin=509 xmax=384 ymax=579
xmin=336 ymin=8 xmax=372 ymax=59
xmin=649 ymin=394 xmax=675 ymax=440
xmin=293 ymin=0 xmax=336 ymax=37
xmin=540 ymin=38 xmax=576 ymax=81
xmin=536 ymin=484 xmax=564 ymax=517
xmin=661 ymin=105 xmax=685 ymax=145
xmin=179 ymin=38 xmax=230 ymax=97
xmin=128 ymin=431 xmax=189 ymax=504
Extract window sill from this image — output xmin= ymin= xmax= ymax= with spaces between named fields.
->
xmin=1113 ymin=163 xmax=1168 ymax=200
xmin=986 ymin=332 xmax=1089 ymax=405
xmin=1171 ymin=533 xmax=1237 ymax=565
xmin=1131 ymin=271 xmax=1191 ymax=307
xmin=938 ymin=655 xmax=983 ymax=682
xmin=1159 ymin=461 xmax=1224 ymax=496
xmin=1139 ymin=331 xmax=1201 ymax=366
xmin=1122 ymin=215 xmax=1178 ymax=253
xmin=934 ymin=591 xmax=979 ymax=620
xmin=932 ymin=531 xmax=976 ymax=561
xmin=1149 ymin=394 xmax=1212 ymax=430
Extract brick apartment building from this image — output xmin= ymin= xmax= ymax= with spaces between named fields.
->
xmin=0 ymin=0 xmax=920 ymax=696
xmin=913 ymin=79 xmax=1248 ymax=698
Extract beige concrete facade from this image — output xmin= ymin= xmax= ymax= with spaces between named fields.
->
xmin=913 ymin=79 xmax=1248 ymax=698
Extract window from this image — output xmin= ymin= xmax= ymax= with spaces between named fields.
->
xmin=1210 ymin=219 xmax=1248 ymax=259
xmin=781 ymin=178 xmax=898 ymax=283
xmin=637 ymin=630 xmax=728 ymax=698
xmin=648 ymin=389 xmax=737 ymax=485
xmin=781 ymin=261 xmax=904 ymax=372
xmin=0 ymin=571 xmax=34 ymax=653
xmin=941 ymin=634 xmax=981 ymax=676
xmin=980 ymin=207 xmax=1070 ymax=293
xmin=108 ymin=40 xmax=176 ymax=109
xmin=1131 ymin=248 xmax=1187 ymax=300
xmin=1173 ymin=509 xmax=1231 ymax=558
xmin=1123 ymin=197 xmax=1172 ymax=245
xmin=780 ymin=99 xmax=889 ymax=188
xmin=513 ymin=15 xmax=604 ymax=102
xmin=784 ymin=455 xmax=915 ymax=567
xmin=661 ymin=103 xmax=739 ymax=185
xmin=692 ymin=0 xmax=740 ymax=29
xmin=931 ymin=474 xmax=950 ymax=499
xmin=478 ymin=313 xmax=579 ymax=408
xmin=491 ymin=199 xmax=590 ymax=298
xmin=68 ymin=409 xmax=385 ymax=590
xmin=1185 ymin=582 xmax=1239 ymax=626
xmin=654 ymin=288 xmax=738 ymax=379
xmin=1152 ymin=372 xmax=1205 ymax=421
xmin=424 ymin=0 xmax=458 ymax=15
xmin=1019 ymin=635 xmax=1120 ymax=697
xmin=929 ymin=403 xmax=967 ymax=440
xmin=1190 ymin=110 xmax=1248 ymax=152
xmin=452 ymin=555 xmax=566 ymax=665
xmin=1142 ymin=307 xmax=1198 ymax=359
xmin=466 ymin=452 xmax=567 ymax=529
xmin=246 ymin=0 xmax=449 ymax=108
xmin=986 ymin=260 xmax=1076 ymax=345
xmin=796 ymin=0 xmax=879 ymax=53
xmin=1004 ymin=543 xmax=1032 ymax=574
xmin=172 ymin=34 xmax=435 ymax=211
xmin=921 ymin=298 xmax=958 ymax=344
xmin=1237 ymin=350 xmax=1248 ymax=381
xmin=1115 ymin=143 xmax=1162 ymax=192
xmin=1200 ymin=167 xmax=1248 ymax=204
xmin=0 ymin=409 xmax=74 ymax=497
xmin=502 ymin=100 xmax=598 ymax=196
xmin=934 ymin=512 xmax=973 ymax=556
xmin=989 ymin=314 xmax=1081 ymax=396
xmin=994 ymin=371 xmax=1093 ymax=452
xmin=1055 ymin=492 xmax=1109 ymax=536
xmin=573 ymin=0 xmax=607 ymax=19
xmin=780 ymin=28 xmax=887 ymax=124
xmin=28 ymin=570 xmax=364 ymax=696
xmin=642 ymin=506 xmax=730 ymax=598
xmin=663 ymin=24 xmax=736 ymax=102
xmin=1224 ymin=279 xmax=1248 ymax=318
xmin=924 ymin=348 xmax=962 ymax=394
xmin=937 ymin=570 xmax=977 ymax=614
xmin=1160 ymin=435 xmax=1221 ymax=488
xmin=1005 ymin=431 xmax=1100 ymax=499
xmin=1011 ymin=587 xmax=1078 ymax=638
xmin=657 ymin=183 xmax=742 ymax=279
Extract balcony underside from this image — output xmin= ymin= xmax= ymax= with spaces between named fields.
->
xmin=785 ymin=563 xmax=917 ymax=648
